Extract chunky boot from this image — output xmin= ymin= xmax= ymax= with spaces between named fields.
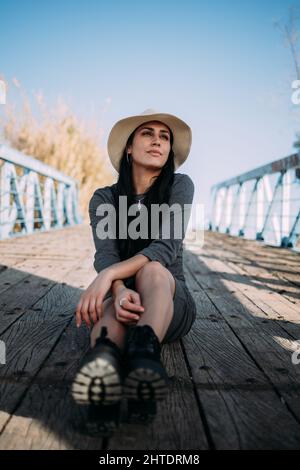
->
xmin=71 ymin=326 xmax=123 ymax=407
xmin=123 ymin=325 xmax=169 ymax=414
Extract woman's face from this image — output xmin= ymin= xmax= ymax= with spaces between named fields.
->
xmin=127 ymin=120 xmax=171 ymax=171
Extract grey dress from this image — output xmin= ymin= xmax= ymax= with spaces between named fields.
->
xmin=88 ymin=172 xmax=197 ymax=344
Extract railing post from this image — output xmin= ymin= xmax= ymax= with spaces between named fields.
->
xmin=239 ymin=179 xmax=258 ymax=237
xmin=283 ymin=209 xmax=300 ymax=247
xmin=215 ymin=187 xmax=226 ymax=232
xmin=209 ymin=186 xmax=218 ymax=231
xmin=225 ymin=186 xmax=233 ymax=234
xmin=256 ymin=176 xmax=264 ymax=239
xmin=238 ymin=183 xmax=246 ymax=236
xmin=280 ymin=169 xmax=291 ymax=246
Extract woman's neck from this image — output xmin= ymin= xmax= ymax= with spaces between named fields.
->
xmin=132 ymin=166 xmax=161 ymax=195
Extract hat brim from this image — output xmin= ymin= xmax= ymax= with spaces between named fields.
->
xmin=107 ymin=111 xmax=192 ymax=173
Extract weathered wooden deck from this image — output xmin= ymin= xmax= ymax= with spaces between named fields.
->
xmin=0 ymin=225 xmax=300 ymax=450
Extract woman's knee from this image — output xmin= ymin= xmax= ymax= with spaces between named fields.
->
xmin=135 ymin=262 xmax=174 ymax=295
xmin=135 ymin=261 xmax=167 ymax=286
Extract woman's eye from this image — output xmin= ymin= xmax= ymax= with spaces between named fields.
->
xmin=142 ymin=131 xmax=168 ymax=140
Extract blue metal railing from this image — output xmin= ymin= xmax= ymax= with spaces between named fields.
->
xmin=209 ymin=152 xmax=300 ymax=248
xmin=0 ymin=142 xmax=82 ymax=240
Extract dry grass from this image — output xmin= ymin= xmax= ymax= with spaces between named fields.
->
xmin=0 ymin=77 xmax=116 ymax=223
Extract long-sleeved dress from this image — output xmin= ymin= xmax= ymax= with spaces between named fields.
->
xmin=88 ymin=172 xmax=197 ymax=344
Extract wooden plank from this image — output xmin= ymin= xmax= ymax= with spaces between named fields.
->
xmin=202 ymin=241 xmax=300 ymax=318
xmin=0 ymin=266 xmax=29 ymax=296
xmin=0 ymin=224 xmax=97 ymax=448
xmin=205 ymin=231 xmax=300 ymax=306
xmin=0 ymin=282 xmax=80 ymax=434
xmin=0 ymin=270 xmax=95 ymax=449
xmin=183 ymin=245 xmax=300 ymax=435
xmin=0 ymin=259 xmax=84 ymax=335
xmin=201 ymin=235 xmax=300 ymax=337
xmin=109 ymin=341 xmax=209 ymax=450
xmin=208 ymin=231 xmax=300 ymax=280
xmin=181 ymin=254 xmax=300 ymax=449
xmin=0 ymin=224 xmax=95 ymax=334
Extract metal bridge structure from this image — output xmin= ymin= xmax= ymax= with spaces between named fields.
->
xmin=209 ymin=152 xmax=300 ymax=249
xmin=0 ymin=143 xmax=82 ymax=240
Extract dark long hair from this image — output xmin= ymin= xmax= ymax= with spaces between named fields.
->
xmin=111 ymin=126 xmax=175 ymax=261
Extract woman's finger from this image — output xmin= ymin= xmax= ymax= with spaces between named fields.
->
xmin=81 ymin=296 xmax=91 ymax=328
xmin=117 ymin=307 xmax=140 ymax=321
xmin=131 ymin=292 xmax=142 ymax=306
xmin=120 ymin=298 xmax=144 ymax=313
xmin=95 ymin=297 xmax=103 ymax=320
xmin=117 ymin=316 xmax=138 ymax=325
xmin=75 ymin=312 xmax=81 ymax=328
xmin=75 ymin=300 xmax=83 ymax=328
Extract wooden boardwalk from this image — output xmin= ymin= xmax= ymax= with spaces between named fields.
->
xmin=0 ymin=225 xmax=300 ymax=449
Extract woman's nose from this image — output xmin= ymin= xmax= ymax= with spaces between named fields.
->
xmin=151 ymin=134 xmax=161 ymax=144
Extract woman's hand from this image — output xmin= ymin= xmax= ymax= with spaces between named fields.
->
xmin=114 ymin=288 xmax=145 ymax=325
xmin=75 ymin=269 xmax=113 ymax=328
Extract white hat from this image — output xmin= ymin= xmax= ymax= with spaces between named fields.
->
xmin=107 ymin=108 xmax=192 ymax=173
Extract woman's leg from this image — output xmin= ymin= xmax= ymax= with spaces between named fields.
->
xmin=134 ymin=261 xmax=175 ymax=342
xmin=90 ymin=261 xmax=175 ymax=349
xmin=90 ymin=297 xmax=128 ymax=350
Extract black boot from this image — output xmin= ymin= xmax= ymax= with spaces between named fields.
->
xmin=71 ymin=326 xmax=123 ymax=407
xmin=123 ymin=325 xmax=169 ymax=410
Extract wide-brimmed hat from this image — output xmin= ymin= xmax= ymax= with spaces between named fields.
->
xmin=107 ymin=108 xmax=192 ymax=173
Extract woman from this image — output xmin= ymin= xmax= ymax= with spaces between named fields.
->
xmin=72 ymin=109 xmax=197 ymax=431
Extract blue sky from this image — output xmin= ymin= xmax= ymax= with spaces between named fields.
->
xmin=1 ymin=0 xmax=299 ymax=225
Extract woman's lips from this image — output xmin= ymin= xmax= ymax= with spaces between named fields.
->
xmin=148 ymin=150 xmax=161 ymax=156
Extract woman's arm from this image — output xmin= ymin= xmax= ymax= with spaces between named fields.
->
xmin=89 ymin=186 xmax=122 ymax=274
xmin=107 ymin=254 xmax=150 ymax=284
xmin=136 ymin=174 xmax=195 ymax=266
xmin=108 ymin=175 xmax=194 ymax=286
xmin=75 ymin=254 xmax=149 ymax=328
xmin=111 ymin=279 xmax=126 ymax=298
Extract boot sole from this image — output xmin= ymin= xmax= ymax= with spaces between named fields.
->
xmin=123 ymin=358 xmax=169 ymax=403
xmin=71 ymin=352 xmax=122 ymax=406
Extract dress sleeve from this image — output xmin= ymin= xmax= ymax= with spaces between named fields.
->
xmin=89 ymin=187 xmax=121 ymax=273
xmin=136 ymin=174 xmax=195 ymax=267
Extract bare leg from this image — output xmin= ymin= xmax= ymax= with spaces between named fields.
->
xmin=90 ymin=261 xmax=175 ymax=348
xmin=73 ymin=297 xmax=127 ymax=408
xmin=134 ymin=261 xmax=175 ymax=342
xmin=90 ymin=297 xmax=128 ymax=350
